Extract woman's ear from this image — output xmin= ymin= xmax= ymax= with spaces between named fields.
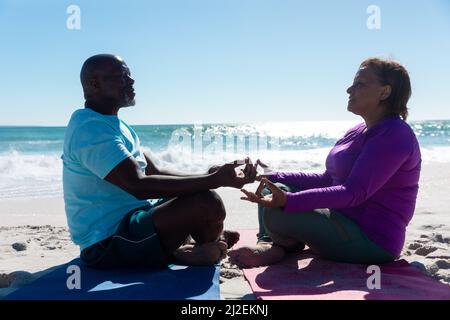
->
xmin=380 ymin=85 xmax=392 ymax=101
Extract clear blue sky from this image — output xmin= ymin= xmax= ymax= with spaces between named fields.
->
xmin=1 ymin=0 xmax=449 ymax=125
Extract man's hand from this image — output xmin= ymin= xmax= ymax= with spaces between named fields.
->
xmin=208 ymin=157 xmax=255 ymax=176
xmin=240 ymin=178 xmax=287 ymax=208
xmin=213 ymin=158 xmax=257 ymax=189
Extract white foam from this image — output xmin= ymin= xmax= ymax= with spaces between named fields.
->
xmin=0 ymin=150 xmax=62 ymax=199
xmin=421 ymin=146 xmax=450 ymax=163
xmin=0 ymin=143 xmax=449 ymax=200
xmin=143 ymin=145 xmax=328 ymax=175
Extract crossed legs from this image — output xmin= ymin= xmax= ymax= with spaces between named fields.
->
xmin=151 ymin=190 xmax=239 ymax=266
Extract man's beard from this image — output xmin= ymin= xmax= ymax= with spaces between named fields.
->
xmin=121 ymin=94 xmax=135 ymax=108
xmin=126 ymin=97 xmax=136 ymax=107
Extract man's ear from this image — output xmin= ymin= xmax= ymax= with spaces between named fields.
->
xmin=380 ymin=85 xmax=392 ymax=101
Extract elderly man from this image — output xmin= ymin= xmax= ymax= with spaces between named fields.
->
xmin=62 ymin=54 xmax=255 ymax=268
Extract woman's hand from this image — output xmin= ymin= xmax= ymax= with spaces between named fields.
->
xmin=240 ymin=178 xmax=287 ymax=208
xmin=255 ymin=159 xmax=274 ymax=181
xmin=207 ymin=165 xmax=221 ymax=174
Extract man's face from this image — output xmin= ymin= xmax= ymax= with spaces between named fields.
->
xmin=99 ymin=61 xmax=135 ymax=108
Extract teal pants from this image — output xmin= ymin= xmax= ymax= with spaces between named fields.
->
xmin=257 ymin=183 xmax=395 ymax=264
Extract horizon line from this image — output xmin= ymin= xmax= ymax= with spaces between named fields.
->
xmin=0 ymin=118 xmax=449 ymax=128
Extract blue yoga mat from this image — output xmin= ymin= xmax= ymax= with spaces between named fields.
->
xmin=5 ymin=258 xmax=220 ymax=300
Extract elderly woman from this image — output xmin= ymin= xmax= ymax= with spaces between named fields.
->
xmin=229 ymin=58 xmax=421 ymax=267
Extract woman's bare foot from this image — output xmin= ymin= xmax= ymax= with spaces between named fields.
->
xmin=174 ymin=241 xmax=228 ymax=266
xmin=228 ymin=243 xmax=286 ymax=268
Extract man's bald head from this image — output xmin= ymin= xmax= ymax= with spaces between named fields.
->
xmin=80 ymin=54 xmax=124 ymax=86
xmin=80 ymin=54 xmax=135 ymax=111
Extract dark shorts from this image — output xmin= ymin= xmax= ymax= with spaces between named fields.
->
xmin=81 ymin=200 xmax=169 ymax=269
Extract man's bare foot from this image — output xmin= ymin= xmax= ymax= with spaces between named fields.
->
xmin=185 ymin=230 xmax=240 ymax=248
xmin=220 ymin=230 xmax=240 ymax=249
xmin=174 ymin=241 xmax=228 ymax=266
xmin=228 ymin=243 xmax=285 ymax=268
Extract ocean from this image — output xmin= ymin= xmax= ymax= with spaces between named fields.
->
xmin=0 ymin=120 xmax=449 ymax=200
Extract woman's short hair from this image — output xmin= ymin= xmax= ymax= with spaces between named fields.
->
xmin=360 ymin=58 xmax=411 ymax=120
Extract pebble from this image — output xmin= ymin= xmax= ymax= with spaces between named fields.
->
xmin=415 ymin=246 xmax=438 ymax=256
xmin=408 ymin=242 xmax=421 ymax=250
xmin=435 ymin=260 xmax=450 ymax=269
xmin=12 ymin=242 xmax=27 ymax=251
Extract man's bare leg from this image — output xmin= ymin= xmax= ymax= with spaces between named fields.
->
xmin=152 ymin=190 xmax=231 ymax=265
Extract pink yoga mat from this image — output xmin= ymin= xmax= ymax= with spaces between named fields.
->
xmin=237 ymin=230 xmax=450 ymax=300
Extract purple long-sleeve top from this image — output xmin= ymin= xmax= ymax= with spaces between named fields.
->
xmin=269 ymin=116 xmax=421 ymax=257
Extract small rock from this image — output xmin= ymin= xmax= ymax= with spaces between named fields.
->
xmin=427 ymin=263 xmax=440 ymax=275
xmin=435 ymin=272 xmax=450 ymax=284
xmin=0 ymin=273 xmax=13 ymax=288
xmin=46 ymin=246 xmax=56 ymax=250
xmin=415 ymin=246 xmax=438 ymax=256
xmin=422 ymin=224 xmax=445 ymax=230
xmin=435 ymin=260 xmax=450 ymax=269
xmin=12 ymin=242 xmax=27 ymax=251
xmin=432 ymin=234 xmax=444 ymax=243
xmin=220 ymin=268 xmax=243 ymax=279
xmin=408 ymin=243 xmax=422 ymax=250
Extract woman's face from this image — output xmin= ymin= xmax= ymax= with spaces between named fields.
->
xmin=346 ymin=67 xmax=389 ymax=117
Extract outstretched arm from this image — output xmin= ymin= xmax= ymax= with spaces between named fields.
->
xmin=282 ymin=126 xmax=416 ymax=212
xmin=143 ymin=151 xmax=199 ymax=176
xmin=268 ymin=171 xmax=333 ymax=190
xmin=254 ymin=159 xmax=333 ymax=190
xmin=105 ymin=156 xmax=256 ymax=200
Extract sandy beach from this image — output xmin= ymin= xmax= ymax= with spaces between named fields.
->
xmin=1 ymin=162 xmax=449 ymax=299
